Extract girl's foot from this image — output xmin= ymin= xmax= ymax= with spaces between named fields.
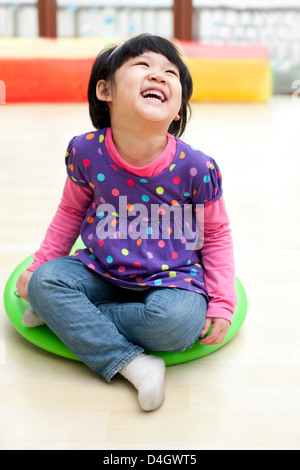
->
xmin=22 ymin=307 xmax=45 ymax=327
xmin=119 ymin=353 xmax=166 ymax=411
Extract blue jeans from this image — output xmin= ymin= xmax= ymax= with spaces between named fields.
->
xmin=28 ymin=257 xmax=207 ymax=382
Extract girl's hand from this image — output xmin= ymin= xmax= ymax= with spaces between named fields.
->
xmin=16 ymin=270 xmax=33 ymax=302
xmin=199 ymin=317 xmax=230 ymax=346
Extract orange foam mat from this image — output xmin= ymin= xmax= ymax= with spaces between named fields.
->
xmin=1 ymin=58 xmax=93 ymax=102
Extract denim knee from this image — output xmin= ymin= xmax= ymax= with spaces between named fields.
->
xmin=28 ymin=257 xmax=78 ymax=307
xmin=143 ymin=289 xmax=207 ymax=351
xmin=28 ymin=261 xmax=56 ymax=309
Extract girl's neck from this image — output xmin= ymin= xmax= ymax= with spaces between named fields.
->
xmin=110 ymin=125 xmax=168 ymax=168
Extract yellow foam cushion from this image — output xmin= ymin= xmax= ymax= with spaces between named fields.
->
xmin=186 ymin=58 xmax=272 ymax=102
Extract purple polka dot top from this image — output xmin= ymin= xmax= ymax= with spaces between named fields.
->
xmin=65 ymin=128 xmax=223 ymax=298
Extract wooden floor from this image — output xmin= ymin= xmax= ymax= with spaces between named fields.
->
xmin=0 ymin=97 xmax=299 ymax=450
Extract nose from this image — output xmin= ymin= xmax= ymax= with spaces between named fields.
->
xmin=148 ymin=72 xmax=166 ymax=84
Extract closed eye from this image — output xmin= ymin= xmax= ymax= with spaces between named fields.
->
xmin=166 ymin=69 xmax=179 ymax=77
xmin=135 ymin=61 xmax=149 ymax=67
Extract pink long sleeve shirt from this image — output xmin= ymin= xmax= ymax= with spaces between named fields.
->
xmin=28 ymin=129 xmax=237 ymax=322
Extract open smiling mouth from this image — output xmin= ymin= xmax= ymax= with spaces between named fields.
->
xmin=141 ymin=89 xmax=166 ymax=103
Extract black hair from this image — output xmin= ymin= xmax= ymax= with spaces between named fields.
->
xmin=88 ymin=33 xmax=193 ymax=138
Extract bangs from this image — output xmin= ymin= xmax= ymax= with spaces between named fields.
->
xmin=110 ymin=34 xmax=185 ymax=75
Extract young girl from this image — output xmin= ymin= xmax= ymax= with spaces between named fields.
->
xmin=16 ymin=34 xmax=237 ymax=411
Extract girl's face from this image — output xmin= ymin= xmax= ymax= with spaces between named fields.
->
xmin=97 ymin=51 xmax=182 ymax=131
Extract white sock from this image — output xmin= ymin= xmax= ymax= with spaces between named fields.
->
xmin=119 ymin=353 xmax=166 ymax=411
xmin=22 ymin=307 xmax=45 ymax=327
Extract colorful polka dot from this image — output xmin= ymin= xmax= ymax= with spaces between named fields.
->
xmin=118 ymin=266 xmax=126 ymax=273
xmin=162 ymin=264 xmax=169 ymax=271
xmin=98 ymin=239 xmax=104 ymax=247
xmin=83 ymin=159 xmax=90 ymax=167
xmin=112 ymin=188 xmax=119 ymax=197
xmin=111 ymin=164 xmax=118 ymax=172
xmin=122 ymin=249 xmax=129 ymax=256
xmin=137 ymin=238 xmax=142 ymax=246
xmin=190 ymin=269 xmax=197 ymax=275
xmin=99 ymin=134 xmax=104 ymax=143
xmin=134 ymin=261 xmax=142 ymax=268
xmin=154 ymin=279 xmax=162 ymax=286
xmin=156 ymin=187 xmax=164 ymax=195
xmin=172 ymin=252 xmax=178 ymax=259
xmin=142 ymin=195 xmax=150 ymax=202
xmin=158 ymin=240 xmax=165 ymax=248
xmin=87 ymin=217 xmax=94 ymax=224
xmin=170 ymin=164 xmax=176 ymax=171
xmin=140 ymin=178 xmax=148 ymax=183
xmin=169 ymin=271 xmax=177 ymax=277
xmin=180 ymin=151 xmax=185 ymax=159
xmin=127 ymin=179 xmax=135 ymax=187
xmin=97 ymin=173 xmax=105 ymax=182
xmin=203 ymin=175 xmax=210 ymax=183
xmin=86 ymin=133 xmax=95 ymax=140
xmin=158 ymin=208 xmax=166 ymax=215
xmin=173 ymin=176 xmax=181 ymax=185
xmin=147 ymin=251 xmax=153 ymax=259
xmin=88 ymin=264 xmax=95 ymax=270
xmin=190 ymin=167 xmax=198 ymax=176
xmin=106 ymin=255 xmax=113 ymax=264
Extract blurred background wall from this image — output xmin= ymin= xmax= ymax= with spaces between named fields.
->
xmin=0 ymin=0 xmax=299 ymax=94
xmin=1 ymin=1 xmax=299 ymax=68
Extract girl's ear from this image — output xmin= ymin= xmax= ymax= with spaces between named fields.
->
xmin=96 ymin=80 xmax=112 ymax=102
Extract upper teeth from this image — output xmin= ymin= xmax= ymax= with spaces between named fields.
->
xmin=142 ymin=90 xmax=165 ymax=102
